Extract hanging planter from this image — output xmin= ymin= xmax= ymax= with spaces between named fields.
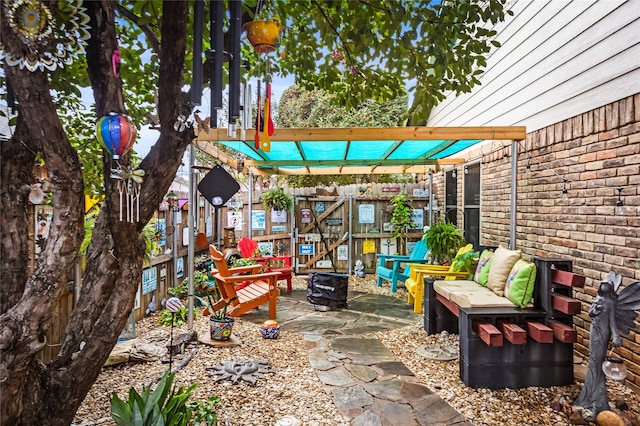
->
xmin=243 ymin=18 xmax=283 ymax=54
xmin=261 ymin=188 xmax=293 ymax=211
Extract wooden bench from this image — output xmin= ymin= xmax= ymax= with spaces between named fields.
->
xmin=423 ymin=257 xmax=585 ymax=388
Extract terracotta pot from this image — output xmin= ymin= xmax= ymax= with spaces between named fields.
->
xmin=243 ymin=19 xmax=283 ymax=53
xmin=210 ymin=316 xmax=235 ymax=341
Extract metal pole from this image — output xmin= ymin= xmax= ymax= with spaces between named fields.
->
xmin=191 ymin=0 xmax=203 ymax=105
xmin=216 ymin=207 xmax=222 ymax=249
xmin=173 ymin=208 xmax=179 ymax=289
xmin=428 ymin=171 xmax=434 ymax=227
xmin=248 ymin=169 xmax=253 ymax=239
xmin=187 ymin=144 xmax=195 ymax=329
xmin=348 ymin=194 xmax=353 ymax=276
xmin=510 ymin=140 xmax=517 ymax=250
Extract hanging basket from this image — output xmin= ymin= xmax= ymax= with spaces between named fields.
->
xmin=243 ymin=18 xmax=283 ymax=54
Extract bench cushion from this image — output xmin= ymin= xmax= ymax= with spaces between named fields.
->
xmin=434 ymin=280 xmax=517 ymax=308
xmin=487 ymin=246 xmax=521 ymax=296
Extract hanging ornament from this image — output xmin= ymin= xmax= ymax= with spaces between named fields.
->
xmin=243 ymin=18 xmax=283 ymax=54
xmin=110 ymin=167 xmax=145 ymax=223
xmin=0 ymin=0 xmax=91 ymax=72
xmin=194 ymin=113 xmax=211 ymax=134
xmin=28 ymin=183 xmax=45 ymax=204
xmin=254 ymin=78 xmax=262 ymax=149
xmin=96 ymin=112 xmax=137 ymax=160
xmin=96 ymin=112 xmax=143 ymax=222
xmin=174 ymin=114 xmax=187 ymax=132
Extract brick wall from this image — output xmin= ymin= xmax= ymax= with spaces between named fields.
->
xmin=433 ymin=93 xmax=640 ymax=392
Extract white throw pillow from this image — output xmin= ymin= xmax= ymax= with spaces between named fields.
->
xmin=486 ymin=246 xmax=521 ymax=296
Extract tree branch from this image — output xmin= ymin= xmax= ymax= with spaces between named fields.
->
xmin=114 ymin=3 xmax=161 ymax=54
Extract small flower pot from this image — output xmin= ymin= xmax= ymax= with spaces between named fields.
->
xmin=260 ymin=319 xmax=280 ymax=339
xmin=210 ymin=316 xmax=235 ymax=341
xmin=260 ymin=325 xmax=280 ymax=339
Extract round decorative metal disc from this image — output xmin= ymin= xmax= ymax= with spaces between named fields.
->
xmin=416 ymin=344 xmax=458 ymax=361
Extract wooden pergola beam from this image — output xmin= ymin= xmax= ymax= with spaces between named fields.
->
xmin=196 ymin=126 xmax=527 ymax=142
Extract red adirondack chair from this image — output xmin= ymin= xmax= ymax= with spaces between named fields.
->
xmin=237 ymin=237 xmax=294 ymax=291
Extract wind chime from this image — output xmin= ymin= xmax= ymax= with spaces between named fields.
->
xmin=195 ymin=0 xmax=283 ymax=149
xmin=96 ymin=112 xmax=144 ymax=222
xmin=204 ymin=0 xmax=244 ymax=136
xmin=244 ymin=14 xmax=283 ymax=152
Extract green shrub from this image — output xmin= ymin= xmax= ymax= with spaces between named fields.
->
xmin=187 ymin=396 xmax=221 ymax=425
xmin=110 ymin=370 xmax=198 ymax=426
xmin=390 ymin=194 xmax=413 ymax=240
xmin=158 ymin=305 xmax=191 ymax=327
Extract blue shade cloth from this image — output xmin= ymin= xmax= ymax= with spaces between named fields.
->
xmin=221 ymin=138 xmax=482 ymax=167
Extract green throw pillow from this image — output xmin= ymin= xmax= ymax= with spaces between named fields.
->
xmin=474 ymin=249 xmax=493 ymax=287
xmin=504 ymin=259 xmax=537 ymax=308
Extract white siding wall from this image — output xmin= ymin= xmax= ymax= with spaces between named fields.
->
xmin=427 ymin=0 xmax=640 ymax=131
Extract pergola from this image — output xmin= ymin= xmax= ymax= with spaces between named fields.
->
xmin=194 ymin=126 xmax=527 ymax=175
xmin=185 ymin=125 xmax=527 ymax=327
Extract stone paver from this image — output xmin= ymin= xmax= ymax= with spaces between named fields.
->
xmin=316 ymin=367 xmax=356 ymax=387
xmin=333 ymin=385 xmax=374 ymax=411
xmin=344 ymin=363 xmax=378 ymax=382
xmin=242 ymin=289 xmax=473 ymax=426
xmin=351 ymin=410 xmax=382 ymax=426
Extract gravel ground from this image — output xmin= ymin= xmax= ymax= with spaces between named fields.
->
xmin=73 ymin=275 xmax=640 ymax=426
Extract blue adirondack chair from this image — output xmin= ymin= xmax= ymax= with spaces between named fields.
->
xmin=376 ymin=239 xmax=430 ymax=292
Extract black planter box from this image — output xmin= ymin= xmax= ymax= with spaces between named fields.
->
xmin=307 ymin=272 xmax=348 ymax=310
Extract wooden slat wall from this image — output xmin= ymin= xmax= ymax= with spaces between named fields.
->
xmin=217 ymin=183 xmax=434 ymax=274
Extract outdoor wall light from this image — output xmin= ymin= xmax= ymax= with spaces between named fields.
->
xmin=615 ymin=187 xmax=624 ymax=215
xmin=562 ymin=179 xmax=568 ymax=201
xmin=464 ymin=166 xmax=469 ymax=175
xmin=451 ymin=168 xmax=457 ymax=178
xmin=503 ymin=147 xmax=509 ymax=162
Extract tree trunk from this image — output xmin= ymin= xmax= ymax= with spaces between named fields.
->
xmin=0 ymin=1 xmax=193 ymax=424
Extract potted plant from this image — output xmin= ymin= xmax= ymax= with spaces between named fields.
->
xmin=195 ymin=275 xmax=238 ymax=341
xmin=389 ymin=193 xmax=413 ymax=241
xmin=423 ymin=221 xmax=465 ymax=264
xmin=261 ymin=188 xmax=293 ymax=211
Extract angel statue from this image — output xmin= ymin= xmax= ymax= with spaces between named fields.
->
xmin=573 ymin=272 xmax=640 ymax=418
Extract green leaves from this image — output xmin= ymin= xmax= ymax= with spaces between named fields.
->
xmin=267 ymin=0 xmax=509 ymax=124
xmin=423 ymin=222 xmax=465 ymax=264
xmin=110 ymin=371 xmax=199 ymax=426
xmin=260 ymin=188 xmax=294 ymax=211
xmin=390 ymin=194 xmax=413 ymax=240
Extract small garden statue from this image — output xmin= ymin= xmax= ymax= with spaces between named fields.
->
xmin=354 ymin=259 xmax=365 ymax=278
xmin=573 ymin=272 xmax=640 ymax=419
